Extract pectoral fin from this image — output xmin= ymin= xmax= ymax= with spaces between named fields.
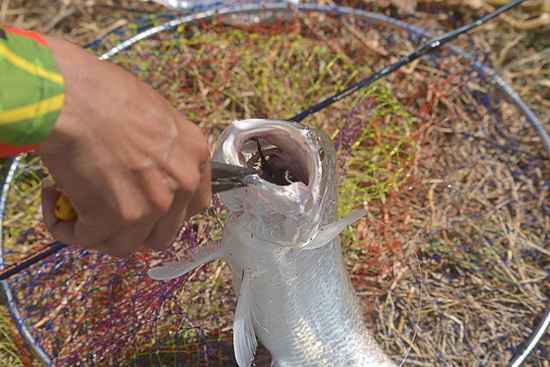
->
xmin=147 ymin=244 xmax=223 ymax=280
xmin=234 ymin=271 xmax=264 ymax=367
xmin=300 ymin=209 xmax=366 ymax=250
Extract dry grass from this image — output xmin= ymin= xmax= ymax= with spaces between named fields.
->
xmin=0 ymin=1 xmax=548 ymax=366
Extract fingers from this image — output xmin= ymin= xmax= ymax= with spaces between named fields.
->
xmin=142 ymin=191 xmax=190 ymax=253
xmin=144 ymin=162 xmax=212 ymax=252
xmin=41 ymin=162 xmax=211 ymax=258
xmin=41 ymin=183 xmax=82 ymax=246
xmin=43 ymin=192 xmax=163 ymax=258
xmin=185 ymin=160 xmax=212 ymax=219
xmin=96 ymin=222 xmax=157 ymax=258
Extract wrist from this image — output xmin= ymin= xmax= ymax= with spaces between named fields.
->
xmin=38 ymin=36 xmax=105 ymax=154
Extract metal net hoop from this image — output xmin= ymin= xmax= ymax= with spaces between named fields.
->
xmin=1 ymin=3 xmax=548 ymax=366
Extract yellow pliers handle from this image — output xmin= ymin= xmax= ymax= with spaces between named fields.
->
xmin=54 ymin=193 xmax=78 ymax=221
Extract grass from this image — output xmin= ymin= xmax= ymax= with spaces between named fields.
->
xmin=334 ymin=87 xmax=416 ymax=217
xmin=0 ymin=305 xmax=28 ymax=366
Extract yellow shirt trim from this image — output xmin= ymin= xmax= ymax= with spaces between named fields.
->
xmin=0 ymin=42 xmax=64 ymax=85
xmin=0 ymin=93 xmax=65 ymax=125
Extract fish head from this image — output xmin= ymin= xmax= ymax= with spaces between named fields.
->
xmin=212 ymin=119 xmax=338 ymax=247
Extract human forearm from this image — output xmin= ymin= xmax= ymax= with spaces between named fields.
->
xmin=1 ymin=28 xmax=211 ymax=257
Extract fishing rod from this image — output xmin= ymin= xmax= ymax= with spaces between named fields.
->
xmin=0 ymin=0 xmax=524 ymax=282
xmin=0 ymin=241 xmax=66 ymax=281
xmin=289 ymin=0 xmax=525 ymax=122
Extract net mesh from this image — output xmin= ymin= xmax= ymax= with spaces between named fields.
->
xmin=1 ymin=3 xmax=548 ymax=366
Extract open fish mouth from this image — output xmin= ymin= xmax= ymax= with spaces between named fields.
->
xmin=213 ymin=119 xmax=323 ymax=206
xmin=243 ymin=136 xmax=309 ymax=186
xmin=212 ymin=119 xmax=327 ymax=242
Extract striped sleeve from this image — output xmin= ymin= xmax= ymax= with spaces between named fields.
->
xmin=0 ymin=25 xmax=65 ymax=157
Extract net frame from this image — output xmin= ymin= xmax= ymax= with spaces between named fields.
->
xmin=1 ymin=2 xmax=548 ymax=366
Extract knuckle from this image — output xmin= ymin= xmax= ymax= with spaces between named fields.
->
xmin=196 ymin=142 xmax=210 ymax=164
xmin=184 ymin=128 xmax=210 ymax=164
xmin=148 ymin=189 xmax=173 ymax=213
xmin=177 ymin=168 xmax=201 ymax=194
xmin=197 ymin=200 xmax=210 ymax=214
xmin=116 ymin=204 xmax=148 ymax=225
xmin=144 ymin=236 xmax=173 ymax=252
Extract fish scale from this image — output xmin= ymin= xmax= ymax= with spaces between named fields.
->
xmin=222 ymin=214 xmax=394 ymax=366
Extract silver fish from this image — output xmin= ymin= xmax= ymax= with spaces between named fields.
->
xmin=149 ymin=119 xmax=395 ymax=367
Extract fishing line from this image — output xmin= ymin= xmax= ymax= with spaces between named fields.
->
xmin=289 ymin=0 xmax=525 ymax=122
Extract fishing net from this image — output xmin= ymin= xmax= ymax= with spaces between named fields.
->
xmin=1 ymin=2 xmax=548 ymax=366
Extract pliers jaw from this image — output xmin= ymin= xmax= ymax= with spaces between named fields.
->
xmin=211 ymin=162 xmax=260 ymax=194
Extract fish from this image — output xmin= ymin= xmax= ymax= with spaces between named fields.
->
xmin=148 ymin=119 xmax=396 ymax=367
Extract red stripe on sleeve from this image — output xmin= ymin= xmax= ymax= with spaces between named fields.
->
xmin=2 ymin=25 xmax=47 ymax=47
xmin=0 ymin=142 xmax=37 ymax=157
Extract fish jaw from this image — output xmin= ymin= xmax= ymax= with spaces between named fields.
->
xmin=212 ymin=119 xmax=333 ymax=246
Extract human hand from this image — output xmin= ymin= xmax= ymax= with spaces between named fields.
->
xmin=37 ymin=36 xmax=211 ymax=258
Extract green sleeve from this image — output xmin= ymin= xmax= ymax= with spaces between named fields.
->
xmin=0 ymin=25 xmax=65 ymax=157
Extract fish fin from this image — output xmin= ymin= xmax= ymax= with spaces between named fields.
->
xmin=301 ymin=209 xmax=367 ymax=250
xmin=147 ymin=243 xmax=223 ymax=281
xmin=234 ymin=271 xmax=263 ymax=367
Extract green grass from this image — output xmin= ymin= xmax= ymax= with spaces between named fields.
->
xmin=0 ymin=304 xmax=27 ymax=366
xmin=335 ymin=87 xmax=416 ymax=218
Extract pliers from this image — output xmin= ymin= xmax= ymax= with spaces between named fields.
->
xmin=53 ymin=161 xmax=259 ymax=220
xmin=211 ymin=161 xmax=260 ymax=193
